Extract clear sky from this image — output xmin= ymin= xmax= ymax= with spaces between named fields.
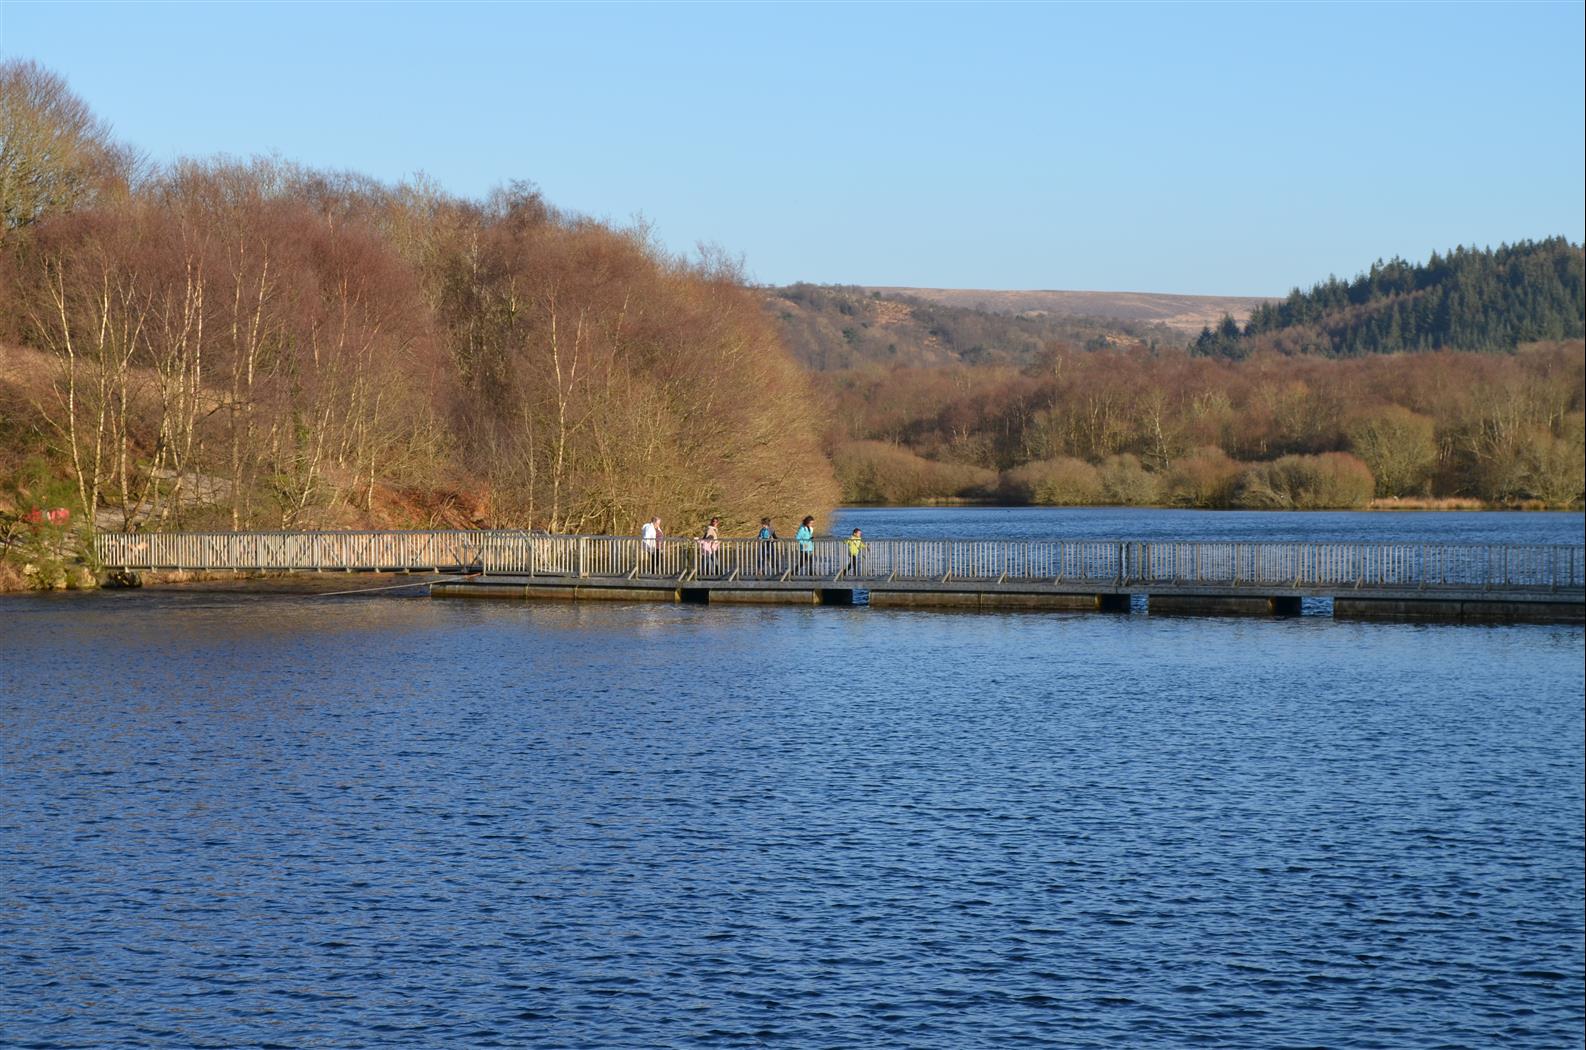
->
xmin=3 ymin=1 xmax=1582 ymax=295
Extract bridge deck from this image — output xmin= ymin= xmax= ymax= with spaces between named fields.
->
xmin=95 ymin=531 xmax=1584 ymax=618
xmin=445 ymin=573 xmax=1578 ymax=604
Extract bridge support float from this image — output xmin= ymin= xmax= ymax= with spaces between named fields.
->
xmin=868 ymin=591 xmax=1117 ymax=611
xmin=432 ymin=582 xmax=673 ymax=602
xmin=1334 ymin=597 xmax=1584 ymax=623
xmin=1148 ymin=594 xmax=1303 ymax=617
xmin=706 ymin=589 xmax=820 ymax=605
xmin=429 ymin=577 xmax=1582 ymax=623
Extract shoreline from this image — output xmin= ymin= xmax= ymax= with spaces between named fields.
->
xmin=0 ymin=568 xmax=440 ymax=597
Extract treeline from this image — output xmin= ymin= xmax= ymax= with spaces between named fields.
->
xmin=821 ymin=342 xmax=1585 ymax=507
xmin=0 ymin=59 xmax=837 ymax=534
xmin=768 ymin=283 xmax=1179 ymax=370
xmin=1195 ymin=239 xmax=1585 ymax=358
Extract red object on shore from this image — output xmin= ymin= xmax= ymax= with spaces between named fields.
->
xmin=23 ymin=507 xmax=70 ymax=525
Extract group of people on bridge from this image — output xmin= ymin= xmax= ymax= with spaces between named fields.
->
xmin=638 ymin=515 xmax=867 ymax=577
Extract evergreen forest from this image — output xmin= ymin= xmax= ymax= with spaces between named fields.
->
xmin=1194 ymin=239 xmax=1584 ymax=359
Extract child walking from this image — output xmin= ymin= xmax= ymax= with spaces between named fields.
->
xmin=845 ymin=528 xmax=867 ymax=576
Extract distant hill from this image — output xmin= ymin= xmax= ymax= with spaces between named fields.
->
xmin=1194 ymin=238 xmax=1585 ymax=358
xmin=869 ymin=287 xmax=1274 ymax=338
xmin=768 ymin=240 xmax=1585 ymax=371
xmin=764 ymin=284 xmax=1193 ymax=370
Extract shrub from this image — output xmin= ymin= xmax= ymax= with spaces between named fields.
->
xmin=0 ymin=518 xmax=99 ymax=591
xmin=1162 ymin=446 xmax=1244 ymax=507
xmin=1346 ymin=405 xmax=1437 ymax=497
xmin=831 ymin=441 xmax=997 ymax=503
xmin=1000 ymin=457 xmax=1103 ymax=505
xmin=1098 ymin=453 xmax=1160 ymax=505
xmin=1237 ymin=452 xmax=1375 ymax=509
xmin=1518 ymin=417 xmax=1585 ymax=505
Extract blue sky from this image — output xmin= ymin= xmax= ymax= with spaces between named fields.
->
xmin=3 ymin=1 xmax=1582 ymax=295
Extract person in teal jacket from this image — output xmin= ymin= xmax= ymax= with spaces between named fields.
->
xmin=756 ymin=517 xmax=778 ymax=577
xmin=795 ymin=515 xmax=815 ymax=575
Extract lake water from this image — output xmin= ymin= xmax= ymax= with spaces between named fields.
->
xmin=2 ymin=510 xmax=1582 ymax=1048
xmin=831 ymin=505 xmax=1586 ymax=546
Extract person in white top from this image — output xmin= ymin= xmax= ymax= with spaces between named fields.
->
xmin=640 ymin=517 xmax=662 ymax=572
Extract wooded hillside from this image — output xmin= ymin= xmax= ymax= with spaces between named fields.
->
xmin=2 ymin=58 xmax=1580 ymax=553
xmin=869 ymin=287 xmax=1273 ymax=339
xmin=818 ymin=341 xmax=1584 ymax=507
xmin=0 ymin=60 xmax=837 ymax=536
xmin=770 ymin=249 xmax=1583 ymax=509
xmin=766 ymin=283 xmax=1181 ymax=370
xmin=1195 ymin=239 xmax=1584 ymax=358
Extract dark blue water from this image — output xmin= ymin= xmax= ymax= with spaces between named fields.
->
xmin=831 ymin=506 xmax=1585 ymax=546
xmin=2 ymin=513 xmax=1583 ymax=1048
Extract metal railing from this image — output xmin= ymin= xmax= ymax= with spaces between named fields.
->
xmin=94 ymin=530 xmax=494 ymax=574
xmin=93 ymin=531 xmax=1586 ymax=595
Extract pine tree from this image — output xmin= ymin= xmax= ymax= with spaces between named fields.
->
xmin=1196 ymin=240 xmax=1584 ymax=357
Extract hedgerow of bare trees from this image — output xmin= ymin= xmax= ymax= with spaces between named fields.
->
xmin=14 ymin=158 xmax=448 ymax=530
xmin=822 ymin=342 xmax=1584 ymax=507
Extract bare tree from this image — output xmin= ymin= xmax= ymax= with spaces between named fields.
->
xmin=0 ymin=60 xmax=127 ymax=238
xmin=26 ymin=214 xmax=153 ymax=523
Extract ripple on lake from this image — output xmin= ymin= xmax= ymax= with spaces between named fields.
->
xmin=2 ymin=591 xmax=1582 ymax=1048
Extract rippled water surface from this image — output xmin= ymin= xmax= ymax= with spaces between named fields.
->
xmin=3 ymin=531 xmax=1584 ymax=1047
xmin=831 ymin=506 xmax=1585 ymax=545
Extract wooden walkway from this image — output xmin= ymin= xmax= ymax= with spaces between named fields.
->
xmin=95 ymin=530 xmax=1585 ymax=621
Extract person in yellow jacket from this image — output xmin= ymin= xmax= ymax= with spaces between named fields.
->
xmin=845 ymin=527 xmax=867 ymax=577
